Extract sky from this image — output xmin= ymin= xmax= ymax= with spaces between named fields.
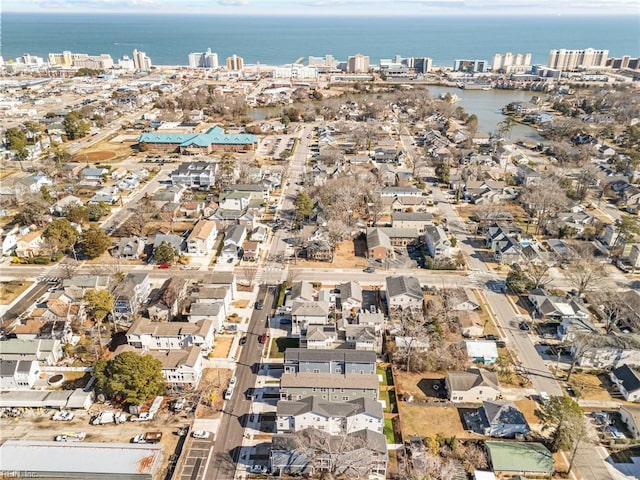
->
xmin=2 ymin=0 xmax=639 ymax=16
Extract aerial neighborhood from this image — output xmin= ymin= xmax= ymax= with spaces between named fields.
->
xmin=0 ymin=43 xmax=640 ymax=480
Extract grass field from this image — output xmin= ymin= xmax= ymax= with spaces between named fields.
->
xmin=568 ymin=372 xmax=618 ymax=401
xmin=0 ymin=281 xmax=32 ymax=305
xmin=394 ymin=371 xmax=445 ymax=402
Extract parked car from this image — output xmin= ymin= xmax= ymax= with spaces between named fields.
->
xmin=223 ymin=388 xmax=234 ymax=401
xmin=247 ymin=465 xmax=268 ymax=474
xmin=192 ymin=430 xmax=211 ymax=440
xmin=259 ymin=333 xmax=267 ymax=344
xmin=519 ymin=321 xmax=530 ymax=331
xmin=131 ymin=432 xmax=163 ymax=444
xmin=158 ymin=263 xmax=170 ymax=269
xmin=229 ymin=376 xmax=237 ymax=386
xmin=363 ymin=266 xmax=375 ymax=273
xmin=255 ymin=300 xmax=264 ymax=310
xmin=239 ymin=336 xmax=247 ymax=345
xmin=52 ymin=411 xmax=74 ymax=421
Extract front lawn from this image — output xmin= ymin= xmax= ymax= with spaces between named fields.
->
xmin=269 ymin=337 xmax=299 ymax=358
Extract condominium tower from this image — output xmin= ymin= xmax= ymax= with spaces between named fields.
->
xmin=492 ymin=52 xmax=532 ymax=74
xmin=547 ymin=48 xmax=608 ymax=70
xmin=226 ymin=54 xmax=244 ymax=71
xmin=347 ymin=54 xmax=370 ymax=74
xmin=188 ymin=48 xmax=218 ymax=69
xmin=132 ymin=49 xmax=152 ymax=71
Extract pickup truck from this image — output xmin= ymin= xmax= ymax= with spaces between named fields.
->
xmin=131 ymin=431 xmax=163 ymax=444
xmin=91 ymin=410 xmax=127 ymax=425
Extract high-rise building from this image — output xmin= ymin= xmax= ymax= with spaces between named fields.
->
xmin=492 ymin=52 xmax=532 ymax=74
xmin=606 ymin=56 xmax=640 ymax=70
xmin=308 ymin=55 xmax=338 ymax=72
xmin=132 ymin=49 xmax=152 ymax=71
xmin=48 ymin=51 xmax=74 ymax=67
xmin=188 ymin=48 xmax=219 ymax=69
xmin=347 ymin=53 xmax=370 ymax=74
xmin=547 ymin=48 xmax=608 ymax=71
xmin=453 ymin=59 xmax=487 ymax=73
xmin=226 ymin=54 xmax=244 ymax=71
xmin=412 ymin=57 xmax=433 ymax=74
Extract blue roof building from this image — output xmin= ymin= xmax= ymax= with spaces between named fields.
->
xmin=138 ymin=126 xmax=258 ymax=154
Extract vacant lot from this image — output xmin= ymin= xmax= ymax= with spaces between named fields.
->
xmin=232 ymin=299 xmax=250 ymax=308
xmin=0 ymin=281 xmax=32 ymax=304
xmin=568 ymin=372 xmax=619 ymax=402
xmin=394 ymin=371 xmax=445 ymax=402
xmin=398 ymin=403 xmax=482 ymax=440
xmin=296 ymin=239 xmax=368 ymax=269
xmin=209 ymin=337 xmax=233 ymax=359
xmin=73 ymin=150 xmax=117 ymax=162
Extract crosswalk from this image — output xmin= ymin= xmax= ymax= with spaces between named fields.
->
xmin=37 ymin=275 xmax=61 ymax=284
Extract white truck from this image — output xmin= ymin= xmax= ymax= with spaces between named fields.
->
xmin=91 ymin=410 xmax=127 ymax=425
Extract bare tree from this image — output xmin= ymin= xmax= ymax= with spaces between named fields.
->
xmin=525 ymin=261 xmax=553 ymax=289
xmin=519 ymin=175 xmax=570 ymax=234
xmin=239 ymin=266 xmax=259 ymax=286
xmin=589 ymin=289 xmax=625 ymax=333
xmin=393 ymin=309 xmax=430 ymax=372
xmin=566 ymin=245 xmax=607 ymax=296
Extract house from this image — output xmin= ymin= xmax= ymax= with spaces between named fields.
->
xmin=465 ymin=340 xmax=499 ymax=365
xmin=112 ymin=273 xmax=151 ymax=321
xmin=290 ymin=281 xmax=315 ymax=303
xmin=385 ymin=276 xmax=423 ymax=313
xmin=375 ymin=227 xmax=420 ymax=247
xmin=88 ymin=187 xmax=120 ymax=205
xmin=279 ymin=372 xmax=380 ymax=402
xmin=338 ymin=281 xmax=363 ymax=319
xmin=126 ymin=317 xmax=215 ymax=352
xmin=469 ymin=400 xmax=530 ymax=437
xmin=188 ymin=302 xmax=224 ymax=332
xmin=152 ymin=234 xmax=184 ymax=255
xmin=424 ymin=225 xmax=452 ymax=258
xmin=186 ymin=219 xmax=217 ymax=255
xmin=170 ymin=161 xmax=218 ymax=188
xmin=50 ymin=195 xmax=82 ymax=216
xmin=304 ymin=325 xmax=337 ymax=350
xmin=194 ymin=286 xmax=232 ymax=317
xmin=284 ymin=349 xmax=376 ymax=375
xmin=0 ymin=338 xmax=63 ymax=365
xmin=223 ymin=224 xmax=246 ymax=251
xmin=14 ymin=231 xmax=45 ymax=258
xmin=81 ymin=167 xmax=108 ymax=181
xmin=201 ymin=272 xmax=237 ymax=299
xmin=112 ymin=236 xmax=145 ymax=260
xmin=485 ymin=441 xmax=553 ymax=476
xmin=516 ymin=165 xmax=541 ymax=186
xmin=115 ymin=345 xmax=203 ymax=388
xmin=344 ymin=324 xmax=379 ymax=351
xmin=446 ymin=368 xmax=500 ymax=403
xmin=15 ymin=173 xmax=53 ymax=194
xmin=276 ymin=396 xmax=383 ymax=435
xmin=270 ymin=428 xmax=387 ymax=479
xmin=574 ymin=333 xmax=640 ymax=369
xmin=0 ymin=359 xmax=39 ymax=390
xmin=610 ymin=364 xmax=640 ymax=402
xmin=291 ymin=301 xmax=330 ymax=335
xmin=391 ymin=212 xmax=434 ymax=234
xmin=451 ymin=289 xmax=480 ymax=311
xmin=147 ymin=278 xmax=188 ymax=322
xmin=306 ymin=240 xmax=334 ymax=262
xmin=619 ymin=405 xmax=640 ymax=439
xmin=485 ymin=223 xmax=521 ymax=264
xmin=242 ymin=241 xmax=259 ymax=261
xmin=528 ymin=289 xmax=593 ymax=341
xmin=366 ymin=228 xmax=392 ymax=260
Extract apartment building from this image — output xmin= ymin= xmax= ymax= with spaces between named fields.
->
xmin=492 ymin=52 xmax=532 ymax=74
xmin=188 ymin=48 xmax=218 ymax=68
xmin=547 ymin=48 xmax=609 ymax=70
xmin=347 ymin=54 xmax=370 ymax=74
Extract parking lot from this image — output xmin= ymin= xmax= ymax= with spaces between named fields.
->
xmin=177 ymin=436 xmax=214 ymax=480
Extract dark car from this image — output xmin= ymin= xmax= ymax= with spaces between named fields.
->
xmin=484 ymin=334 xmax=498 ymax=341
xmin=363 ymin=266 xmax=375 ymax=273
xmin=239 ymin=336 xmax=247 ymax=345
xmin=255 ymin=300 xmax=264 ymax=310
xmin=519 ymin=321 xmax=531 ymax=331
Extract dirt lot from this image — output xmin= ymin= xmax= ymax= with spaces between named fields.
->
xmin=514 ymin=398 xmax=539 ymax=426
xmin=143 ymin=221 xmax=196 ymax=236
xmin=232 ymin=299 xmax=250 ymax=308
xmin=398 ymin=403 xmax=483 ymax=440
xmin=0 ymin=281 xmax=32 ymax=304
xmin=76 ymin=138 xmax=136 ymax=163
xmin=73 ymin=150 xmax=117 ymax=162
xmin=209 ymin=337 xmax=233 ymax=359
xmin=394 ymin=371 xmax=446 ymax=402
xmin=296 ymin=239 xmax=367 ymax=269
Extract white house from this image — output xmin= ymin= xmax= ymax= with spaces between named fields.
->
xmin=188 ymin=302 xmax=224 ymax=332
xmin=338 ymin=281 xmax=363 ymax=319
xmin=115 ymin=346 xmax=203 ymax=388
xmin=610 ymin=364 xmax=640 ymax=402
xmin=276 ymin=396 xmax=384 ymax=435
xmin=291 ymin=301 xmax=330 ymax=335
xmin=126 ymin=317 xmax=215 ymax=352
xmin=446 ymin=368 xmax=500 ymax=403
xmin=385 ymin=276 xmax=423 ymax=313
xmin=424 ymin=225 xmax=452 ymax=259
xmin=619 ymin=406 xmax=640 ymax=439
xmin=186 ymin=219 xmax=218 ymax=255
xmin=465 ymin=340 xmax=499 ymax=365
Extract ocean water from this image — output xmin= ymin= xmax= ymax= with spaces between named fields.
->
xmin=1 ymin=13 xmax=639 ymax=67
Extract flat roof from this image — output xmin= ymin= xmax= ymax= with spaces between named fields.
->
xmin=0 ymin=441 xmax=163 ymax=477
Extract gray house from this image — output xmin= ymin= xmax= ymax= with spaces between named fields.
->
xmin=424 ymin=225 xmax=452 ymax=258
xmin=467 ymin=400 xmax=530 ymax=438
xmin=279 ymin=372 xmax=379 ymax=402
xmin=283 ymin=349 xmax=376 ymax=375
xmin=385 ymin=276 xmax=423 ymax=313
xmin=113 ymin=236 xmax=146 ymax=260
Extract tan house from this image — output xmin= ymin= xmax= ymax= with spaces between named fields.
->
xmin=15 ymin=231 xmax=45 ymax=258
xmin=186 ymin=219 xmax=218 ymax=255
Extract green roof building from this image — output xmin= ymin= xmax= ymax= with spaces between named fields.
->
xmin=486 ymin=441 xmax=554 ymax=476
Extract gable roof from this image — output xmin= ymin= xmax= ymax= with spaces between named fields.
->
xmin=613 ymin=364 xmax=640 ymax=393
xmin=482 ymin=400 xmax=529 ymax=428
xmin=277 ymin=396 xmax=383 ymax=421
xmin=385 ymin=276 xmax=422 ymax=300
xmin=339 ymin=281 xmax=363 ymax=305
xmin=447 ymin=368 xmax=499 ymax=392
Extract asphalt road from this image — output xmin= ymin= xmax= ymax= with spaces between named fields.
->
xmin=204 ymin=285 xmax=274 ymax=480
xmin=0 ymin=280 xmax=50 ymax=324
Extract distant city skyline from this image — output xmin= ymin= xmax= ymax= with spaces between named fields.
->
xmin=3 ymin=0 xmax=639 ymax=16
